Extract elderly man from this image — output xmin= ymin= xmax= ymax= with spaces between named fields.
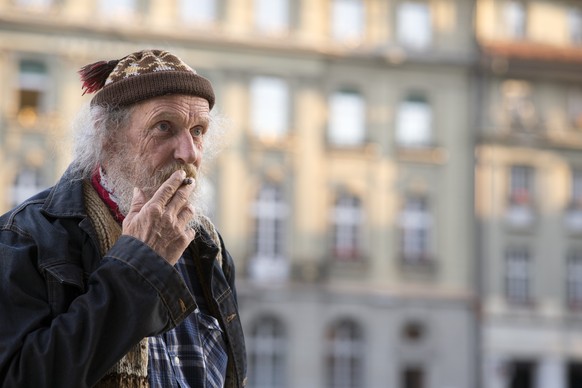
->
xmin=0 ymin=50 xmax=246 ymax=387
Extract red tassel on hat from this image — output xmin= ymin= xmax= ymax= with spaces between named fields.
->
xmin=78 ymin=60 xmax=119 ymax=95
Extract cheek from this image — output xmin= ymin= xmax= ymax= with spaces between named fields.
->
xmin=140 ymin=138 xmax=177 ymax=167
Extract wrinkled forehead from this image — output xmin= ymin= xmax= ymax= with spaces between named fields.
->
xmin=128 ymin=94 xmax=210 ymax=123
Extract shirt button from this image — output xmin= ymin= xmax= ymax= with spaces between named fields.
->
xmin=174 ymin=356 xmax=180 ymax=365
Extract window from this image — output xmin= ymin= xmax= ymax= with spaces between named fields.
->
xmin=506 ymin=165 xmax=535 ymax=227
xmin=569 ymin=362 xmax=582 ymax=388
xmin=569 ymin=8 xmax=582 ymax=45
xmin=248 ymin=316 xmax=287 ymax=388
xmin=509 ymin=165 xmax=534 ymax=206
xmin=250 ymin=77 xmax=289 ymax=140
xmin=15 ymin=0 xmax=52 ymax=10
xmin=249 ymin=183 xmax=289 ymax=281
xmin=328 ymin=90 xmax=366 ymax=147
xmin=254 ymin=0 xmax=289 ymax=34
xmin=504 ymin=0 xmax=526 ymax=39
xmin=501 ymin=80 xmax=537 ymax=131
xmin=18 ymin=59 xmax=48 ymax=120
xmin=507 ymin=361 xmax=535 ymax=388
xmin=178 ymin=0 xmax=216 ymax=25
xmin=567 ymin=88 xmax=582 ymax=129
xmin=566 ymin=170 xmax=582 ymax=231
xmin=505 ymin=247 xmax=531 ymax=305
xmin=331 ymin=0 xmax=365 ymax=42
xmin=570 ymin=170 xmax=582 ymax=210
xmin=10 ymin=168 xmax=46 ymax=207
xmin=395 ymin=94 xmax=432 ymax=148
xmin=331 ymin=193 xmax=363 ymax=260
xmin=399 ymin=196 xmax=432 ymax=263
xmin=325 ymin=319 xmax=364 ymax=388
xmin=401 ymin=365 xmax=425 ymax=388
xmin=98 ymin=0 xmax=136 ymax=19
xmin=567 ymin=251 xmax=582 ymax=309
xmin=397 ymin=1 xmax=432 ymax=49
xmin=401 ymin=321 xmax=426 ymax=343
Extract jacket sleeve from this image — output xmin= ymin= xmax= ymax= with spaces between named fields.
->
xmin=218 ymin=232 xmax=238 ymax=303
xmin=0 ymin=234 xmax=196 ymax=388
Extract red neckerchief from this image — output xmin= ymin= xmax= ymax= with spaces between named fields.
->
xmin=90 ymin=168 xmax=125 ymax=223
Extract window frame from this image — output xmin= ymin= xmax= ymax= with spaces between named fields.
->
xmin=396 ymin=1 xmax=432 ymax=50
xmin=505 ymin=247 xmax=531 ymax=305
xmin=330 ymin=192 xmax=363 ymax=261
xmin=327 ymin=89 xmax=366 ymax=147
xmin=247 ymin=315 xmax=287 ymax=388
xmin=395 ymin=94 xmax=433 ymax=148
xmin=254 ymin=0 xmax=290 ymax=34
xmin=330 ymin=0 xmax=365 ymax=43
xmin=250 ymin=76 xmax=290 ymax=140
xmin=325 ymin=319 xmax=365 ymax=388
xmin=399 ymin=195 xmax=433 ymax=264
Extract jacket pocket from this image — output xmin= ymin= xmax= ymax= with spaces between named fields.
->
xmin=41 ymin=261 xmax=86 ymax=316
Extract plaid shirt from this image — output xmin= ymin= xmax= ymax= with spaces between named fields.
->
xmin=148 ymin=251 xmax=228 ymax=388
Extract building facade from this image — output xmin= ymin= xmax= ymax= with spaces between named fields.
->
xmin=0 ymin=0 xmax=477 ymax=387
xmin=475 ymin=1 xmax=582 ymax=387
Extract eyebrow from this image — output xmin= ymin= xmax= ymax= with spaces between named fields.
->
xmin=147 ymin=110 xmax=210 ymax=127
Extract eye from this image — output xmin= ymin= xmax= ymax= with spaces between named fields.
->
xmin=157 ymin=121 xmax=172 ymax=133
xmin=192 ymin=126 xmax=204 ymax=137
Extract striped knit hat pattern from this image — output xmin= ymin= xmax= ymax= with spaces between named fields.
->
xmin=79 ymin=49 xmax=215 ymax=109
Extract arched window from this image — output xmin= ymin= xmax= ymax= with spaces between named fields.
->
xmin=18 ymin=59 xmax=48 ymax=118
xmin=325 ymin=319 xmax=365 ymax=388
xmin=248 ymin=315 xmax=287 ymax=388
xmin=395 ymin=94 xmax=432 ymax=148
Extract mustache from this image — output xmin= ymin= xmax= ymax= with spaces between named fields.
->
xmin=139 ymin=163 xmax=198 ymax=195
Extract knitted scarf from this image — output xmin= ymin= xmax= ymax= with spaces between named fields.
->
xmin=83 ymin=181 xmax=149 ymax=388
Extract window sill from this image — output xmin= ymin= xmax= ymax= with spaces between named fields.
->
xmin=247 ymin=132 xmax=296 ymax=150
xmin=395 ymin=146 xmax=446 ymax=165
xmin=504 ymin=205 xmax=537 ymax=231
xmin=325 ymin=142 xmax=380 ymax=158
xmin=398 ymin=255 xmax=438 ymax=278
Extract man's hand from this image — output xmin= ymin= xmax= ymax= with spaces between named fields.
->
xmin=122 ymin=170 xmax=196 ymax=266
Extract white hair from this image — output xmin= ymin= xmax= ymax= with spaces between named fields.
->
xmin=69 ymin=102 xmax=134 ymax=179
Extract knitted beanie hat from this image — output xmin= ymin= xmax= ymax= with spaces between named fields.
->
xmin=79 ymin=49 xmax=215 ymax=109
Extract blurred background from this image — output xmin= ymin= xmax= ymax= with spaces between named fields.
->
xmin=1 ymin=0 xmax=581 ymax=387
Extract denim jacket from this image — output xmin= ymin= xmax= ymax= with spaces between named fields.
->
xmin=0 ymin=167 xmax=246 ymax=387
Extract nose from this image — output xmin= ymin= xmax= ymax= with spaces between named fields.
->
xmin=174 ymin=131 xmax=200 ymax=166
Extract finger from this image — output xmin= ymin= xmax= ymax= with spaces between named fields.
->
xmin=147 ymin=170 xmax=186 ymax=208
xmin=176 ymin=203 xmax=195 ymax=225
xmin=166 ymin=178 xmax=195 ymax=212
xmin=127 ymin=187 xmax=146 ymax=216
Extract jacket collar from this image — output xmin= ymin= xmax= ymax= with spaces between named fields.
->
xmin=41 ymin=165 xmax=88 ymax=219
